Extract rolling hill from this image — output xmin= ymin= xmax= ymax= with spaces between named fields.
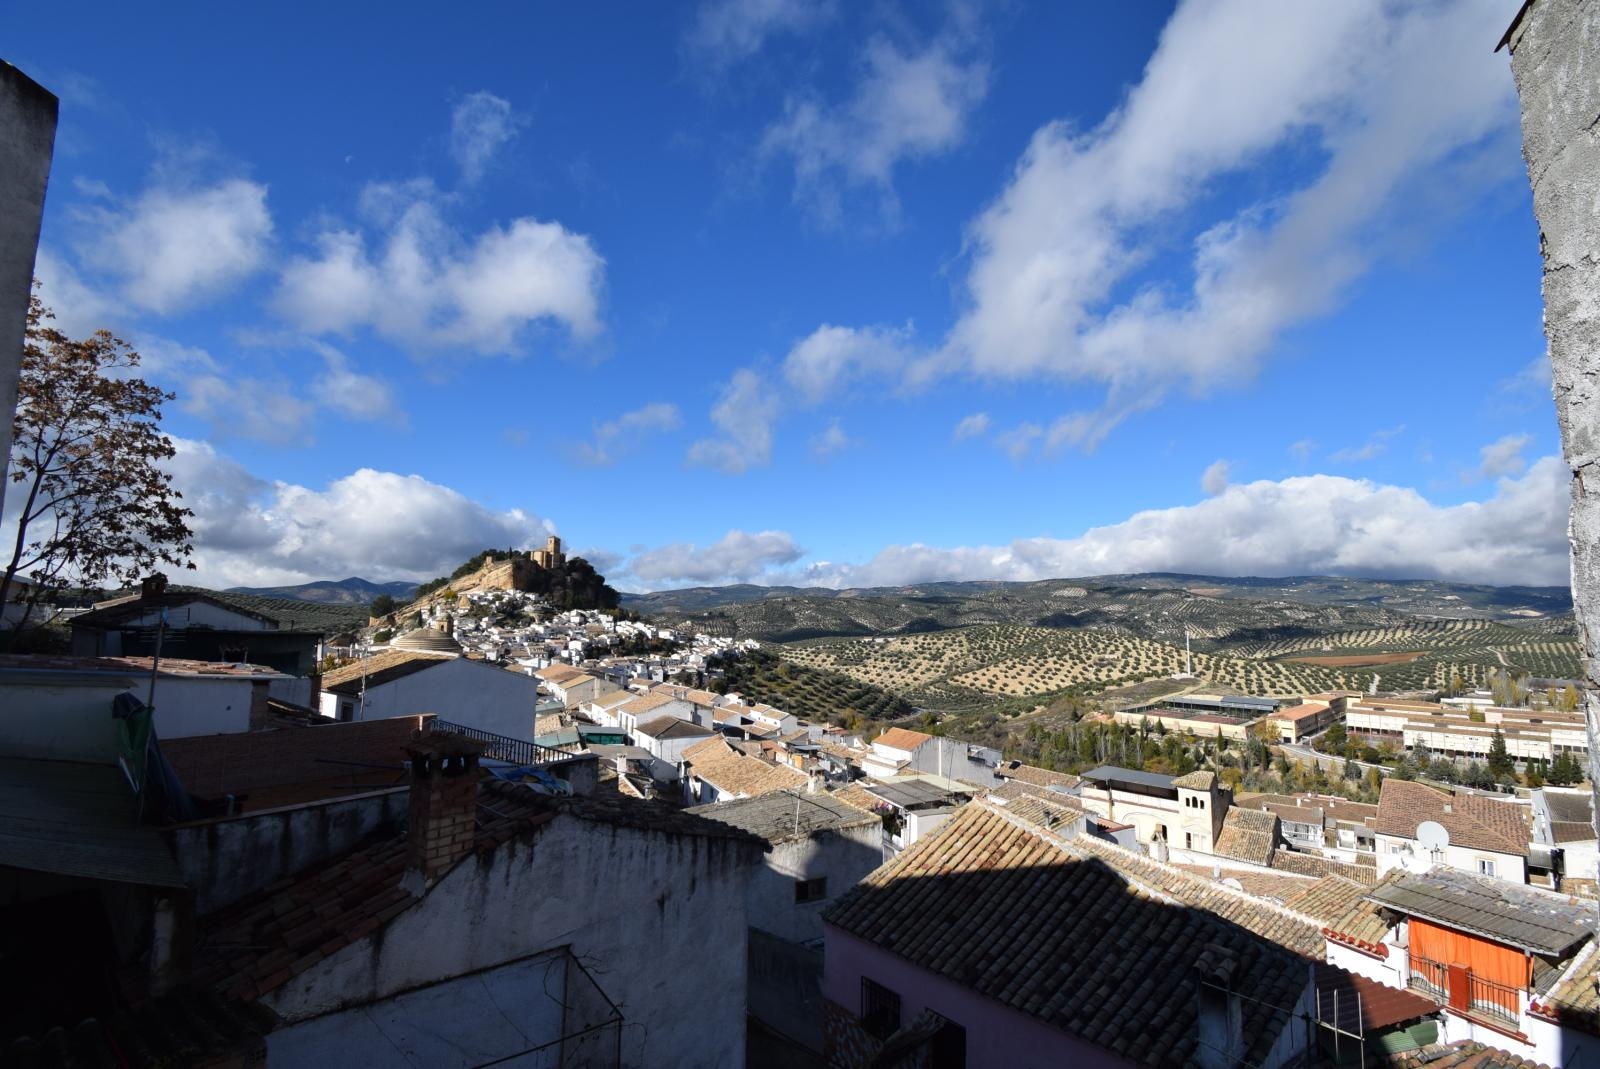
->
xmin=227 ymin=577 xmax=417 ymax=606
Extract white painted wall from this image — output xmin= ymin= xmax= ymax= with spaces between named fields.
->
xmin=331 ymin=658 xmax=540 ymax=741
xmin=148 ymin=676 xmax=257 ymax=738
xmin=750 ymin=823 xmax=883 ymax=944
xmin=1374 ymin=833 xmax=1526 ymax=883
xmin=264 ymin=810 xmax=755 ymax=1069
xmin=0 ymin=674 xmax=134 ymax=761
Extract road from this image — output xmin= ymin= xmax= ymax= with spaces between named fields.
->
xmin=1276 ymin=740 xmax=1392 ymax=778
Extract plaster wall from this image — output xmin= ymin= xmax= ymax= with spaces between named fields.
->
xmin=908 ymin=736 xmax=1001 ymax=787
xmin=823 ymin=925 xmax=1132 ymax=1069
xmin=1325 ymin=941 xmax=1399 ymax=988
xmin=0 ymin=674 xmax=133 ymax=760
xmin=620 ymin=697 xmax=693 ymax=736
xmin=1373 ymin=833 xmax=1526 ymax=883
xmin=267 ymin=949 xmax=569 ymax=1068
xmin=350 ymin=658 xmax=538 ymax=740
xmin=0 ymin=63 xmax=56 ymax=506
xmin=749 ymin=823 xmax=883 ymax=944
xmin=167 ymin=788 xmax=408 ymax=915
xmin=147 ymin=676 xmax=257 ymax=738
xmin=265 ymin=811 xmax=754 ymax=1069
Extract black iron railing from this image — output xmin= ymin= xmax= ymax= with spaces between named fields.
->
xmin=433 ymin=720 xmax=580 ymax=767
xmin=1409 ymin=954 xmax=1521 ymax=1027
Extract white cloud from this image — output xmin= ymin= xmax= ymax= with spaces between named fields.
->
xmin=577 ymin=402 xmax=682 ymax=466
xmin=684 ymin=0 xmax=832 ymax=66
xmin=275 ymin=186 xmax=604 ymax=354
xmin=1288 ymin=439 xmax=1315 ymax=464
xmin=78 ymin=177 xmax=272 ymax=315
xmin=1479 ymin=433 xmax=1532 ymax=478
xmin=686 ymin=369 xmax=781 ymax=473
xmin=762 ymin=26 xmax=988 ymax=221
xmin=450 ymin=91 xmax=524 ymax=184
xmin=165 ymin=440 xmax=552 ymax=587
xmin=995 ymin=422 xmax=1043 ymax=462
xmin=793 ymin=458 xmax=1570 ymax=589
xmin=1201 ymin=459 xmax=1230 ymax=496
xmin=953 ymin=412 xmax=989 ymax=442
xmin=628 ymin=529 xmax=805 ymax=586
xmin=810 ymin=419 xmax=853 ymax=457
xmin=782 ymin=323 xmax=914 ymax=403
xmin=908 ymin=0 xmax=1518 ymax=442
xmin=1329 ymin=424 xmax=1405 ymax=464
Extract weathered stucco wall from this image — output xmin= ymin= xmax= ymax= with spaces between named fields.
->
xmin=347 ymin=657 xmax=539 ymax=741
xmin=1506 ymin=0 xmax=1600 ymax=866
xmin=0 ymin=673 xmax=135 ymax=761
xmin=0 ymin=62 xmax=56 ymax=509
xmin=166 ymin=788 xmax=408 ymax=915
xmin=265 ymin=812 xmax=755 ymax=1068
xmin=751 ymin=824 xmax=883 ymax=944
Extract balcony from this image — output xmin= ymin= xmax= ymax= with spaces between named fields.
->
xmin=1409 ymin=954 xmax=1522 ymax=1030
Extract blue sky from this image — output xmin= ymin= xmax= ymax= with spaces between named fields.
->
xmin=5 ymin=0 xmax=1566 ymax=591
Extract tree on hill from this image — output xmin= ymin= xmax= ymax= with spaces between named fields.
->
xmin=370 ymin=594 xmax=397 ymax=617
xmin=1 ymin=292 xmax=194 ymax=639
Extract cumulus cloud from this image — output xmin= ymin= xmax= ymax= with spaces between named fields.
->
xmin=1329 ymin=424 xmax=1405 ymax=464
xmin=450 ymin=91 xmax=524 ymax=184
xmin=1479 ymin=433 xmax=1532 ymax=479
xmin=275 ymin=181 xmax=603 ymax=355
xmin=76 ymin=177 xmax=272 ymax=315
xmin=165 ymin=440 xmax=552 ymax=587
xmin=863 ymin=0 xmax=1515 ymax=444
xmin=810 ymin=419 xmax=854 ymax=457
xmin=953 ymin=412 xmax=989 ymax=442
xmin=1201 ymin=459 xmax=1230 ymax=496
xmin=628 ymin=530 xmax=805 ymax=586
xmin=782 ymin=323 xmax=914 ymax=403
xmin=762 ymin=22 xmax=988 ymax=221
xmin=686 ymin=369 xmax=781 ymax=473
xmin=684 ymin=0 xmax=832 ymax=67
xmin=792 ymin=458 xmax=1570 ymax=590
xmin=576 ymin=402 xmax=682 ymax=466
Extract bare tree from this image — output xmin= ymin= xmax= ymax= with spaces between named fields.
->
xmin=1 ymin=291 xmax=194 ymax=637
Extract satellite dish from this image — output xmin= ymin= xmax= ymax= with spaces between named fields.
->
xmin=1416 ymin=820 xmax=1450 ymax=852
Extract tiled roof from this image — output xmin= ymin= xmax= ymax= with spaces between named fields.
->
xmin=1387 ymin=1041 xmax=1550 ymax=1069
xmin=634 ymin=715 xmax=713 ymax=741
xmin=535 ymin=663 xmax=585 ymax=684
xmin=1172 ymin=866 xmax=1316 ymax=903
xmin=687 ymin=788 xmax=875 ymax=843
xmin=682 ymin=736 xmax=808 ymax=798
xmin=1531 ymin=941 xmax=1600 ymax=1035
xmin=831 ymin=784 xmax=883 ymax=813
xmin=618 ymin=692 xmax=678 ymax=717
xmin=1272 ymin=849 xmax=1379 ymax=883
xmin=995 ymin=761 xmax=1080 ymax=790
xmin=322 ymin=649 xmax=453 ymax=693
xmin=1282 ymin=876 xmax=1390 ymax=945
xmin=8 ymin=986 xmax=278 ymax=1069
xmin=1172 ymin=770 xmax=1216 ymax=790
xmin=1311 ymin=963 xmax=1437 ymax=1033
xmin=1376 ymin=780 xmax=1528 ymax=857
xmin=1215 ymin=808 xmax=1280 ymax=866
xmin=873 ymin=727 xmax=932 ymax=752
xmin=824 ymin=802 xmax=1310 ymax=1067
xmin=0 ymin=653 xmax=288 ymax=678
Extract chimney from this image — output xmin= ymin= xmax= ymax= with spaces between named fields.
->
xmin=1192 ymin=943 xmax=1242 ymax=1069
xmin=402 ymin=732 xmax=485 ymax=893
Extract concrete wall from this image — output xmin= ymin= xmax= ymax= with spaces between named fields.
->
xmin=265 ymin=810 xmax=755 ymax=1069
xmin=0 ymin=672 xmax=134 ymax=761
xmin=0 ymin=63 xmax=57 ymax=506
xmin=147 ymin=676 xmax=257 ymax=738
xmin=749 ymin=823 xmax=883 ymax=944
xmin=349 ymin=658 xmax=539 ymax=741
xmin=166 ymin=788 xmax=408 ymax=916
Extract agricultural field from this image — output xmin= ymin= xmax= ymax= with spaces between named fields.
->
xmin=716 ymin=648 xmax=912 ymax=725
xmin=780 ymin=625 xmax=1361 ymax=713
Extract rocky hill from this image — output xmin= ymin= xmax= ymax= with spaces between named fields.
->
xmin=227 ymin=577 xmax=417 ymax=606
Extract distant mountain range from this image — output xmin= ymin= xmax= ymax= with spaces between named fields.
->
xmin=226 ymin=576 xmax=417 ymax=606
xmin=622 ymin=572 xmax=1574 ymax=644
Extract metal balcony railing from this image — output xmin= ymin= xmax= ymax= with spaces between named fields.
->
xmin=433 ymin=719 xmax=580 ymax=767
xmin=1409 ymin=954 xmax=1521 ymax=1028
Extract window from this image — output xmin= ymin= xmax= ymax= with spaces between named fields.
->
xmin=795 ymin=877 xmax=828 ymax=903
xmin=1185 ymin=833 xmax=1193 ymax=850
xmin=861 ymin=977 xmax=901 ymax=1039
xmin=930 ymin=1015 xmax=967 ymax=1069
xmin=339 ymin=702 xmax=354 ymax=723
xmin=1478 ymin=859 xmax=1497 ymax=877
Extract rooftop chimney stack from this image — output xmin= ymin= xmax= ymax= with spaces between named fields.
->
xmin=1192 ymin=943 xmax=1242 ymax=1069
xmin=403 ymin=732 xmax=485 ymax=893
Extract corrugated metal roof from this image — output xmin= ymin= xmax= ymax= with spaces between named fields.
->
xmin=1081 ymin=765 xmax=1175 ymax=791
xmin=1366 ymin=869 xmax=1595 ymax=956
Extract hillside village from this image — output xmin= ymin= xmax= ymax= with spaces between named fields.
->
xmin=8 ymin=535 xmax=1600 ymax=1067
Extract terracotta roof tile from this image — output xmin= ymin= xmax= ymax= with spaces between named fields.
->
xmin=824 ymin=801 xmax=1310 ymax=1067
xmin=1377 ymin=779 xmax=1528 ymax=857
xmin=872 ymin=727 xmax=932 ymax=752
xmin=1215 ymin=808 xmax=1281 ymax=866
